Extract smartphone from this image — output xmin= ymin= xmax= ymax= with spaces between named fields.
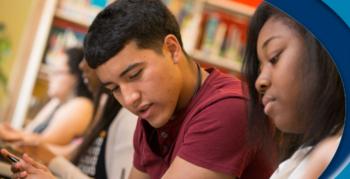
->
xmin=4 ymin=153 xmax=20 ymax=163
xmin=0 ymin=148 xmax=20 ymax=164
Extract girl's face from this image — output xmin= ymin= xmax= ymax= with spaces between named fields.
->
xmin=79 ymin=59 xmax=101 ymax=93
xmin=255 ymin=17 xmax=306 ymax=133
xmin=48 ymin=53 xmax=77 ymax=100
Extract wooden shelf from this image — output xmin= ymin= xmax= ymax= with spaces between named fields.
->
xmin=190 ymin=50 xmax=242 ymax=73
xmin=54 ymin=2 xmax=101 ymax=28
xmin=204 ymin=0 xmax=255 ymax=17
xmin=55 ymin=9 xmax=90 ymax=28
xmin=37 ymin=64 xmax=49 ymax=81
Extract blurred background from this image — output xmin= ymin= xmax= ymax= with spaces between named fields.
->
xmin=0 ymin=0 xmax=261 ymax=129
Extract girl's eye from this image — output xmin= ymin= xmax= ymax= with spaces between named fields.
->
xmin=269 ymin=51 xmax=282 ymax=65
xmin=258 ymin=62 xmax=262 ymax=75
xmin=129 ymin=69 xmax=143 ymax=80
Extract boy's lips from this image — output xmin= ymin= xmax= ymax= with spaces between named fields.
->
xmin=138 ymin=103 xmax=153 ymax=119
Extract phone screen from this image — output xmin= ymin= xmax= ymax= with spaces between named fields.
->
xmin=0 ymin=141 xmax=21 ymax=164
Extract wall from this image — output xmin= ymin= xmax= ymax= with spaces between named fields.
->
xmin=0 ymin=0 xmax=37 ymax=120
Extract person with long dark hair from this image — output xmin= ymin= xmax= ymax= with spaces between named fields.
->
xmin=1 ymin=59 xmax=138 ymax=179
xmin=242 ymin=2 xmax=345 ymax=178
xmin=0 ymin=47 xmax=94 ymax=149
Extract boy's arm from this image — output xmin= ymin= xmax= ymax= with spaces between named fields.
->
xmin=162 ymin=156 xmax=236 ymax=179
xmin=129 ymin=166 xmax=151 ymax=179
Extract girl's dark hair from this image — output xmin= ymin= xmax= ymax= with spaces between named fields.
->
xmin=71 ymin=89 xmax=122 ymax=164
xmin=65 ymin=47 xmax=92 ymax=99
xmin=242 ymin=2 xmax=345 ymax=160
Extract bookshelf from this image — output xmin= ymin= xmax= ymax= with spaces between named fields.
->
xmin=55 ymin=9 xmax=91 ymax=28
xmin=35 ymin=0 xmax=104 ymax=80
xmin=54 ymin=0 xmax=101 ymax=28
xmin=165 ymin=0 xmax=260 ymax=74
xmin=204 ymin=0 xmax=255 ymax=17
xmin=191 ymin=49 xmax=242 ymax=72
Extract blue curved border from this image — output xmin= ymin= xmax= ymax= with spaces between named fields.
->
xmin=323 ymin=0 xmax=350 ymax=29
xmin=264 ymin=0 xmax=350 ymax=178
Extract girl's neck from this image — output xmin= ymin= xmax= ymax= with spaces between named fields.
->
xmin=58 ymin=91 xmax=76 ymax=103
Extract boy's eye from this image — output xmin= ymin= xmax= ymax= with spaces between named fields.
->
xmin=103 ymin=86 xmax=119 ymax=95
xmin=129 ymin=69 xmax=142 ymax=80
xmin=111 ymin=86 xmax=120 ymax=94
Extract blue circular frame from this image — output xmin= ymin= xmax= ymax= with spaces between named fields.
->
xmin=265 ymin=0 xmax=350 ymax=178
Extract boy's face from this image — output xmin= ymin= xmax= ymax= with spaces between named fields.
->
xmin=96 ymin=41 xmax=184 ymax=128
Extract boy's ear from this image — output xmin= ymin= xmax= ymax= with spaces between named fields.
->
xmin=163 ymin=34 xmax=181 ymax=64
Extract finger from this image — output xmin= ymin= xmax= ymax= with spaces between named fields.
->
xmin=11 ymin=170 xmax=27 ymax=179
xmin=22 ymin=153 xmax=47 ymax=170
xmin=20 ymin=170 xmax=28 ymax=178
xmin=1 ymin=148 xmax=20 ymax=163
xmin=7 ymin=154 xmax=37 ymax=173
xmin=1 ymin=148 xmax=11 ymax=156
xmin=12 ymin=160 xmax=42 ymax=175
xmin=10 ymin=163 xmax=22 ymax=173
xmin=11 ymin=159 xmax=30 ymax=173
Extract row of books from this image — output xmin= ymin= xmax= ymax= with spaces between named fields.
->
xmin=56 ymin=0 xmax=110 ymax=27
xmin=164 ymin=0 xmax=255 ymax=71
xmin=198 ymin=10 xmax=249 ymax=63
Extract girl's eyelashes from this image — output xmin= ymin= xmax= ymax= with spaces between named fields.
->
xmin=269 ymin=51 xmax=282 ymax=65
xmin=256 ymin=50 xmax=282 ymax=75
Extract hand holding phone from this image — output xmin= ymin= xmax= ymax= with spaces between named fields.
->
xmin=1 ymin=148 xmax=57 ymax=179
xmin=0 ymin=148 xmax=20 ymax=164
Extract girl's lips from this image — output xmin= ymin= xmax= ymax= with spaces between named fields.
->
xmin=262 ymin=95 xmax=276 ymax=115
xmin=264 ymin=100 xmax=275 ymax=115
xmin=262 ymin=95 xmax=275 ymax=107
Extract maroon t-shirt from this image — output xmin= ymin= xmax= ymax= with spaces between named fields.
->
xmin=133 ymin=68 xmax=275 ymax=179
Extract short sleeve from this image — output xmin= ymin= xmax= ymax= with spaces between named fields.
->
xmin=177 ymin=97 xmax=252 ymax=177
xmin=132 ymin=119 xmax=147 ymax=172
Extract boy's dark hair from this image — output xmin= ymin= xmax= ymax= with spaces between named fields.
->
xmin=242 ymin=2 xmax=344 ymax=160
xmin=84 ymin=0 xmax=184 ymax=69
